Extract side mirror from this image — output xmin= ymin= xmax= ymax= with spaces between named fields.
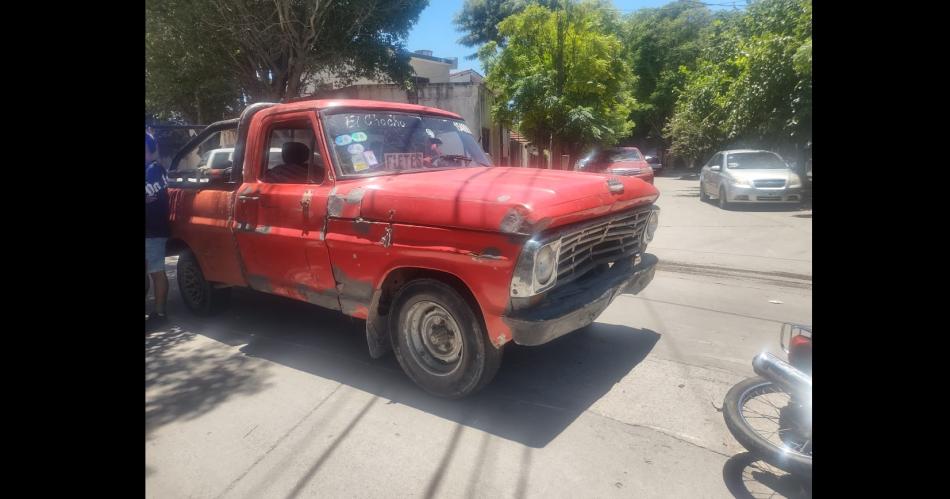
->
xmin=710 ymin=165 xmax=721 ymax=172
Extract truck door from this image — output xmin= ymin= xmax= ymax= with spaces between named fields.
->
xmin=232 ymin=111 xmax=338 ymax=310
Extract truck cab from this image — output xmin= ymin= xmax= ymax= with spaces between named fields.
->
xmin=166 ymin=99 xmax=660 ymax=398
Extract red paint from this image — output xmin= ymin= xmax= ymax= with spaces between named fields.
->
xmin=584 ymin=146 xmax=655 ymax=184
xmin=168 ymin=100 xmax=659 ymax=347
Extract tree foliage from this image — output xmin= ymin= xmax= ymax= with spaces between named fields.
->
xmin=146 ymin=0 xmax=428 ymax=122
xmin=666 ymin=0 xmax=812 ymax=163
xmin=621 ymin=0 xmax=713 ymax=143
xmin=454 ymin=0 xmax=558 ymax=57
xmin=479 ymin=1 xmax=636 ymax=162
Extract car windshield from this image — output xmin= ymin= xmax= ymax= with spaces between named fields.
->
xmin=727 ymin=152 xmax=787 ymax=169
xmin=600 ymin=149 xmax=642 ymax=162
xmin=323 ymin=111 xmax=492 ymax=177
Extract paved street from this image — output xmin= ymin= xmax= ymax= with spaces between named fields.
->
xmin=146 ymin=172 xmax=812 ymax=498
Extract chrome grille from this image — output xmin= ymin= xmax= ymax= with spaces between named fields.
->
xmin=753 ymin=179 xmax=786 ymax=188
xmin=556 ymin=208 xmax=652 ymax=286
xmin=611 ymin=169 xmax=642 ymax=176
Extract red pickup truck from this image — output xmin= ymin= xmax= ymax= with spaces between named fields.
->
xmin=166 ymin=99 xmax=660 ymax=398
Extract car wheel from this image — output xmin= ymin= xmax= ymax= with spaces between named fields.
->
xmin=719 ymin=186 xmax=731 ymax=210
xmin=390 ymin=278 xmax=503 ymax=398
xmin=177 ymin=249 xmax=231 ymax=315
xmin=700 ymin=179 xmax=709 ymax=202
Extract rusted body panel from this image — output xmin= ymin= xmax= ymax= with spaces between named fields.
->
xmin=324 ymin=217 xmax=522 ymax=344
xmin=167 ymin=98 xmax=659 ymax=354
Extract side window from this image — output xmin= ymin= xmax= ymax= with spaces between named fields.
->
xmin=167 ymin=128 xmax=238 ymax=187
xmin=261 ymin=121 xmax=325 ymax=184
xmin=706 ymin=153 xmax=722 ymax=168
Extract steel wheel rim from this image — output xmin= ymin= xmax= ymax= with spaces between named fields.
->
xmin=180 ymin=261 xmax=205 ymax=307
xmin=737 ymin=380 xmax=812 ymax=460
xmin=404 ymin=300 xmax=463 ymax=376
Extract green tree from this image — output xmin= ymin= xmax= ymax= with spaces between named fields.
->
xmin=454 ymin=0 xmax=558 ymax=58
xmin=146 ymin=0 xmax=428 ymax=121
xmin=667 ymin=0 xmax=812 ymax=165
xmin=480 ymin=1 xmax=636 ymax=166
xmin=621 ymin=0 xmax=714 ymax=148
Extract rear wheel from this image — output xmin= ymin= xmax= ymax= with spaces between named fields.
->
xmin=177 ymin=249 xmax=231 ymax=315
xmin=390 ymin=279 xmax=503 ymax=398
xmin=699 ymin=180 xmax=709 ymax=202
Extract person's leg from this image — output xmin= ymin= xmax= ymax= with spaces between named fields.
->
xmin=145 ymin=238 xmax=169 ymax=320
xmin=151 ymin=270 xmax=168 ymax=315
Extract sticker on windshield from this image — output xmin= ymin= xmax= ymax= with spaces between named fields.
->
xmin=385 ymin=153 xmax=424 ymax=170
xmin=350 ymin=131 xmax=368 ymax=142
xmin=347 ymin=143 xmax=364 ymax=154
xmin=363 ymin=150 xmax=378 ymax=166
xmin=425 ymin=128 xmax=435 ymax=138
xmin=351 ymin=153 xmax=369 ymax=172
xmin=452 ymin=122 xmax=473 ymax=135
xmin=335 ymin=134 xmax=353 ymax=146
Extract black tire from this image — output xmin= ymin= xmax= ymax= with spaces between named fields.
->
xmin=719 ymin=186 xmax=731 ymax=210
xmin=699 ymin=180 xmax=709 ymax=202
xmin=723 ymin=377 xmax=812 ymax=477
xmin=390 ymin=279 xmax=503 ymax=398
xmin=177 ymin=249 xmax=231 ymax=315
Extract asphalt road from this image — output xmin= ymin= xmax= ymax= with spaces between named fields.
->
xmin=146 ymin=172 xmax=812 ymax=498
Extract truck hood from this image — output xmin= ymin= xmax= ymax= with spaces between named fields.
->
xmin=329 ymin=167 xmax=659 ymax=235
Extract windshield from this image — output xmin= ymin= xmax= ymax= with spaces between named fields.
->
xmin=726 ymin=152 xmax=787 ymax=169
xmin=323 ymin=111 xmax=492 ymax=177
xmin=598 ymin=149 xmax=642 ymax=162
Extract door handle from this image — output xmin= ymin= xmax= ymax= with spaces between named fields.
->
xmin=238 ymin=195 xmax=260 ymax=201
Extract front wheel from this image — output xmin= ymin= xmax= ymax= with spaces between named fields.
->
xmin=390 ymin=279 xmax=503 ymax=398
xmin=719 ymin=186 xmax=732 ymax=210
xmin=723 ymin=376 xmax=812 ymax=477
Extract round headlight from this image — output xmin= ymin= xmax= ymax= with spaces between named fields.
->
xmin=643 ymin=210 xmax=659 ymax=244
xmin=535 ymin=245 xmax=556 ymax=285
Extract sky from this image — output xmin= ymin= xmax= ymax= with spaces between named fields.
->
xmin=405 ymin=0 xmax=739 ymax=75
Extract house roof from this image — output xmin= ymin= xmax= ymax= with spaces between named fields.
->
xmin=450 ymin=68 xmax=485 ymax=79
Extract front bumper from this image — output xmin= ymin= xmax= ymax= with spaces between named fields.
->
xmin=727 ymin=186 xmax=802 ymax=203
xmin=503 ymin=253 xmax=658 ymax=346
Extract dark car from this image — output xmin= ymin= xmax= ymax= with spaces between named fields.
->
xmin=644 ymin=155 xmax=663 ymax=175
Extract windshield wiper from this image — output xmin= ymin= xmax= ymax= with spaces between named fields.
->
xmin=438 ymin=154 xmax=474 ymax=162
xmin=439 ymin=154 xmax=491 ymax=167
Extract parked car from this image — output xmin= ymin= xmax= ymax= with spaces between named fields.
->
xmin=644 ymin=155 xmax=663 ymax=175
xmin=576 ymin=147 xmax=654 ymax=184
xmin=196 ymin=147 xmax=282 ymax=172
xmin=699 ymin=150 xmax=804 ymax=209
xmin=165 ymin=99 xmax=661 ymax=398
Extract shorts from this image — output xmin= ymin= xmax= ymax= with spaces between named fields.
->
xmin=146 ymin=237 xmax=168 ymax=274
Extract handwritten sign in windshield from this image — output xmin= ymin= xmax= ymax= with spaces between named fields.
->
xmin=384 ymin=153 xmax=423 ymax=170
xmin=344 ymin=114 xmax=411 ymax=129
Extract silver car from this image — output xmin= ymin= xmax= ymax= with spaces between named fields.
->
xmin=699 ymin=149 xmax=804 ymax=209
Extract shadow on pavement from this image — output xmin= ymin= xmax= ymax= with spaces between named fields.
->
xmin=146 ymin=324 xmax=271 ymax=439
xmin=147 ymin=274 xmax=660 ymax=449
xmin=722 ymin=452 xmax=811 ymax=499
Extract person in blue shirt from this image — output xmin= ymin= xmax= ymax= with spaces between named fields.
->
xmin=145 ymin=133 xmax=170 ymax=327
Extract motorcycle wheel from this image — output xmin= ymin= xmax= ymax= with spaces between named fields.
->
xmin=723 ymin=376 xmax=812 ymax=477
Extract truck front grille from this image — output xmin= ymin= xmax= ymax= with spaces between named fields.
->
xmin=556 ymin=207 xmax=652 ymax=287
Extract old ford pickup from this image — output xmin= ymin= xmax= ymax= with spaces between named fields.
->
xmin=165 ymin=99 xmax=660 ymax=398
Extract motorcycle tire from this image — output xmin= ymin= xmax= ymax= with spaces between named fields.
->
xmin=723 ymin=376 xmax=812 ymax=477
